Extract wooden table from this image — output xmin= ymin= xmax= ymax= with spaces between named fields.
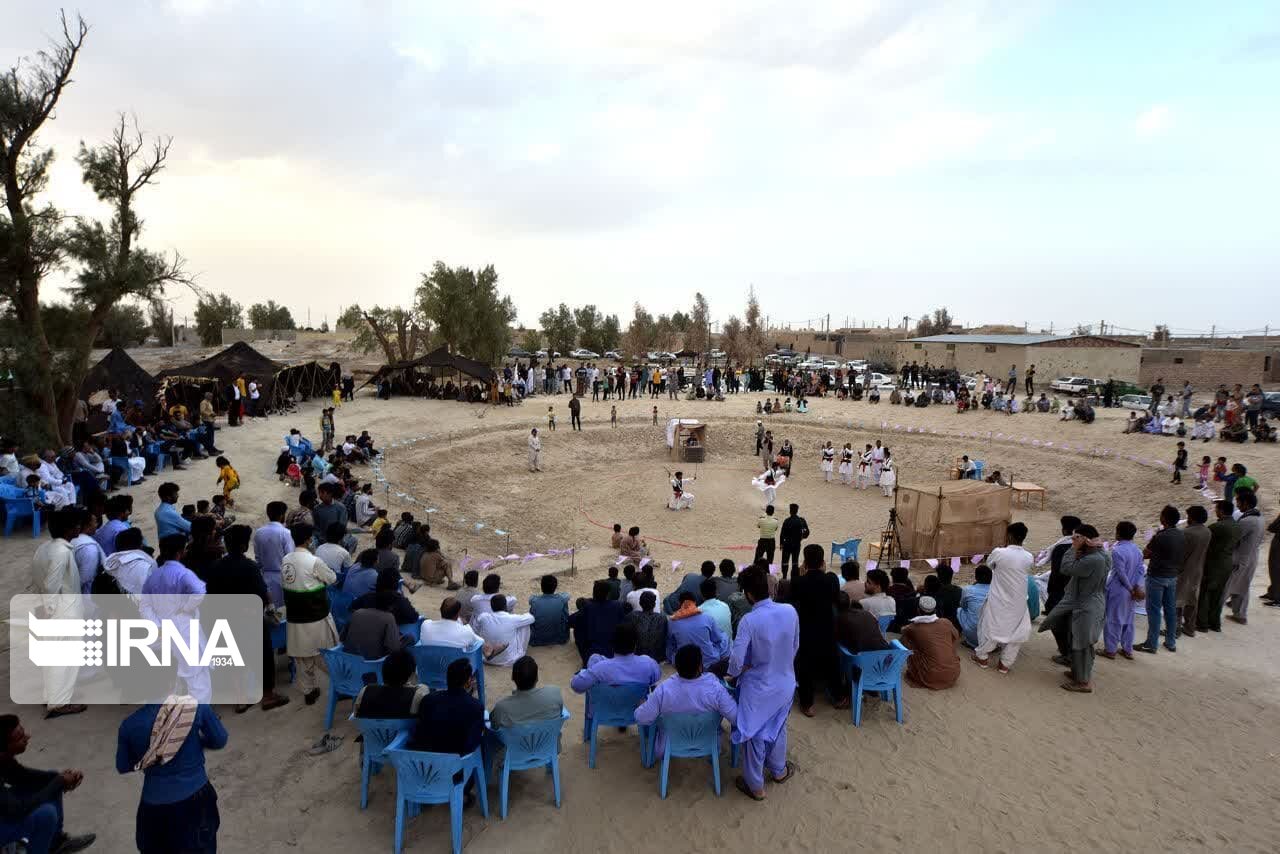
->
xmin=1011 ymin=481 xmax=1046 ymax=509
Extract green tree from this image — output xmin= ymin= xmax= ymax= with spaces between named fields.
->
xmin=0 ymin=14 xmax=89 ymax=443
xmin=148 ymin=297 xmax=174 ymax=345
xmin=574 ymin=305 xmax=605 ymax=354
xmin=417 ymin=261 xmax=515 ymax=365
xmin=522 ymin=328 xmax=544 ymax=353
xmin=194 ymin=293 xmax=243 ymax=346
xmin=247 ymin=299 xmax=295 ymax=330
xmin=338 ymin=304 xmax=428 ymax=363
xmin=539 ymin=303 xmax=577 ymax=358
xmin=600 ymin=314 xmax=621 ymax=352
xmin=742 ymin=287 xmax=766 ymax=365
xmin=914 ymin=307 xmax=953 ymax=338
xmin=670 ymin=311 xmax=690 ymax=333
xmin=624 ymin=303 xmax=656 ymax=356
xmin=687 ymin=292 xmax=710 ymax=357
xmin=96 ymin=303 xmax=149 ymax=347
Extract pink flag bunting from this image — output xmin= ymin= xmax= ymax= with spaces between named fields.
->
xmin=639 ymin=557 xmax=652 ymax=569
xmin=614 ymin=554 xmax=628 ymax=566
xmin=768 ymin=564 xmax=781 ymax=576
xmin=671 ymin=560 xmax=682 ymax=572
xmin=866 ymin=559 xmax=878 ymax=571
xmin=925 ymin=558 xmax=939 ymax=569
xmin=971 ymin=553 xmax=985 ymax=565
xmin=459 ymin=555 xmax=473 ymax=572
xmin=950 ymin=557 xmax=961 ymax=571
xmin=899 ymin=560 xmax=910 ymax=569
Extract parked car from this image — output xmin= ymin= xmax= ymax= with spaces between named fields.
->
xmin=1050 ymin=376 xmax=1097 ymax=394
xmin=603 ymin=350 xmax=623 ymax=360
xmin=534 ymin=349 xmax=562 ymax=359
xmin=1119 ymin=394 xmax=1152 ymax=411
xmin=569 ymin=348 xmax=599 ymax=359
xmin=822 ymin=359 xmax=841 ymax=370
xmin=708 ymin=349 xmax=726 ymax=360
xmin=1263 ymin=391 xmax=1280 ymax=414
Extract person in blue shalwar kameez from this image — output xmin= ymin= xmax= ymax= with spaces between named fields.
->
xmin=634 ymin=645 xmax=737 ymax=758
xmin=727 ymin=570 xmax=799 ymax=801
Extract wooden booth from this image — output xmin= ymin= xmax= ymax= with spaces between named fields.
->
xmin=666 ymin=418 xmax=706 ymax=463
xmin=894 ymin=481 xmax=1012 ymax=559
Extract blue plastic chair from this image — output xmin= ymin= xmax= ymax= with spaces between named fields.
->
xmin=320 ymin=645 xmax=385 ymax=730
xmin=487 ymin=708 xmax=569 ymax=818
xmin=655 ymin=711 xmax=727 ymax=798
xmin=1026 ymin=575 xmax=1041 ymax=620
xmin=268 ymin=620 xmax=294 ymax=683
xmin=582 ymin=683 xmax=654 ymax=768
xmin=972 ymin=460 xmax=985 ymax=480
xmin=410 ymin=642 xmax=486 ymax=707
xmin=830 ymin=537 xmax=862 ymax=566
xmin=110 ymin=456 xmax=142 ymax=485
xmin=0 ymin=487 xmax=40 ymax=537
xmin=327 ymin=587 xmax=355 ymax=635
xmin=351 ymin=715 xmax=416 ymax=809
xmin=838 ymin=640 xmax=912 ymax=726
xmin=385 ymin=732 xmax=489 ymax=854
xmin=398 ymin=617 xmax=426 ymax=643
xmin=146 ymin=442 xmax=171 ymax=472
xmin=877 ymin=614 xmax=894 ymax=636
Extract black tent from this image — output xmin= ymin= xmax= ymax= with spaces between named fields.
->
xmin=80 ymin=348 xmax=158 ymax=404
xmin=360 ymin=346 xmax=496 ymax=397
xmin=156 ymin=341 xmax=285 ymax=412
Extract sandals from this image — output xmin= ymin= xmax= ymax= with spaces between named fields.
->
xmin=771 ymin=761 xmax=796 ymax=784
xmin=1060 ymin=681 xmax=1093 ymax=694
xmin=970 ymin=654 xmax=989 ymax=669
xmin=261 ymin=695 xmax=290 ymax=711
xmin=308 ymin=733 xmax=344 ymax=756
xmin=735 ymin=777 xmax=765 ymax=801
xmin=45 ymin=704 xmax=87 ymax=719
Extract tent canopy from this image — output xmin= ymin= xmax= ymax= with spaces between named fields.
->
xmin=362 ymin=345 xmax=496 ymax=390
xmin=156 ymin=341 xmax=336 ymax=413
xmin=80 ymin=347 xmax=157 ymax=403
xmin=895 ymin=480 xmax=1012 ymax=559
xmin=157 ymin=340 xmax=284 ymax=385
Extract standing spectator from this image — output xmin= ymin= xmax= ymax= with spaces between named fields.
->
xmin=1224 ymin=489 xmax=1264 ymax=625
xmin=1180 ymin=380 xmax=1194 ymax=417
xmin=281 ymin=523 xmax=339 ymax=705
xmin=1178 ymin=505 xmax=1211 ymax=636
xmin=1196 ymin=500 xmax=1240 ymax=632
xmin=754 ymin=505 xmax=779 ymax=565
xmin=787 ymin=545 xmax=838 ymax=715
xmin=1100 ymin=522 xmax=1144 ymax=660
xmin=778 ymin=503 xmax=809 ymax=580
xmin=1136 ymin=506 xmax=1186 ymax=653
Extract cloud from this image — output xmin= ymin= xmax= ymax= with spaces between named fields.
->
xmin=1134 ymin=105 xmax=1172 ymax=137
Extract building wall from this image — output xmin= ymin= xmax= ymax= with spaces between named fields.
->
xmin=1027 ymin=346 xmax=1141 ymax=385
xmin=894 ymin=340 xmax=1026 ymax=374
xmin=1137 ymin=348 xmax=1278 ymax=388
xmin=892 ymin=339 xmax=1141 ymax=382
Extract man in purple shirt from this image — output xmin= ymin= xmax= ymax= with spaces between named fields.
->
xmin=141 ymin=534 xmax=210 ymax=703
xmin=95 ymin=494 xmax=133 ymax=556
xmin=570 ymin=623 xmax=662 ymax=698
xmin=251 ymin=501 xmax=293 ymax=607
xmin=1101 ymin=521 xmax=1144 ymax=659
xmin=728 ymin=569 xmax=799 ymax=801
xmin=635 ymin=644 xmax=737 ymax=758
xmin=666 ymin=592 xmax=731 ymax=676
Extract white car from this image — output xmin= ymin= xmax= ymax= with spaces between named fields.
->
xmin=1119 ymin=394 xmax=1152 ymax=411
xmin=603 ymin=350 xmax=623 ymax=360
xmin=1050 ymin=376 xmax=1096 ymax=394
xmin=570 ymin=348 xmax=599 ymax=359
xmin=798 ymin=359 xmax=825 ymax=371
xmin=534 ymin=349 xmax=562 ymax=359
xmin=822 ymin=359 xmax=841 ymax=370
xmin=708 ymin=349 xmax=726 ymax=360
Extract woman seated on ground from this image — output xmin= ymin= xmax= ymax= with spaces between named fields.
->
xmin=796 ymin=398 xmax=808 ymax=414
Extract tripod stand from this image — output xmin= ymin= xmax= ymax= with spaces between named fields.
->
xmin=873 ymin=506 xmax=903 ymax=562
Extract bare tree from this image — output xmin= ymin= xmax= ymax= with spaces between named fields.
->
xmin=687 ymin=292 xmax=710 ymax=359
xmin=742 ymin=287 xmax=766 ymax=365
xmin=720 ymin=315 xmax=744 ymax=364
xmin=339 ymin=304 xmax=429 ymax=363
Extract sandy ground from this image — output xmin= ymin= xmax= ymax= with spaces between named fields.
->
xmin=3 ymin=388 xmax=1279 ymax=853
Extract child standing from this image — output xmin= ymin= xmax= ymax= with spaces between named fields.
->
xmin=215 ymin=456 xmax=240 ymax=507
xmin=331 ymin=384 xmax=342 ymax=408
xmin=547 ymin=405 xmax=556 ymax=432
xmin=1171 ymin=440 xmax=1187 ymax=484
xmin=610 ymin=405 xmax=617 ymax=428
xmin=652 ymin=405 xmax=658 ymax=425
xmin=1196 ymin=455 xmax=1211 ymax=489
xmin=1212 ymin=456 xmax=1228 ymax=495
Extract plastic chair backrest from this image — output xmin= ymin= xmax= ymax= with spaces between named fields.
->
xmin=328 ymin=587 xmax=354 ymax=626
xmin=660 ymin=711 xmax=722 ymax=759
xmin=493 ymin=708 xmax=569 ymax=771
xmin=385 ymin=735 xmax=473 ymax=804
xmin=0 ymin=484 xmax=29 ymax=500
xmin=398 ymin=617 xmax=425 ymax=643
xmin=585 ymin=683 xmax=650 ymax=727
xmin=972 ymin=460 xmax=986 ymax=479
xmin=830 ymin=538 xmax=862 ymax=565
xmin=876 ymin=614 xmax=894 ymax=635
xmin=321 ymin=646 xmax=385 ymax=697
xmin=411 ymin=642 xmax=481 ymax=691
xmin=848 ymin=640 xmax=911 ymax=692
xmin=353 ymin=716 xmax=416 ymax=759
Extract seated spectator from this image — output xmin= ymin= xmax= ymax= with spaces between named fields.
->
xmin=634 ymin=645 xmax=738 ymax=758
xmin=391 ymin=512 xmax=417 ymax=549
xmin=369 ymin=508 xmax=391 ymax=538
xmin=409 ymin=660 xmax=485 ymax=800
xmin=400 ymin=528 xmax=425 ymax=577
xmin=934 ymin=565 xmax=963 ymax=629
xmin=900 ymin=596 xmax=961 ymax=690
xmin=342 ymin=549 xmax=380 ymax=598
xmin=457 ymin=570 xmax=481 ymax=623
xmin=570 ymin=623 xmax=662 ymax=697
xmin=666 ymin=591 xmax=731 ymax=676
xmin=569 ymin=580 xmax=627 ymax=666
xmin=887 ymin=566 xmax=919 ymax=631
xmin=627 ymin=590 xmax=668 ymax=662
xmin=470 ymin=573 xmax=516 ymax=619
xmin=0 ymin=714 xmax=96 ymax=854
xmin=664 ymin=561 xmax=714 ymax=614
xmin=343 ymin=586 xmax=414 ymax=660
xmin=626 ymin=572 xmax=660 ymax=613
xmin=317 ymin=522 xmax=354 ymax=579
xmin=840 ymin=560 xmax=865 ymax=602
xmin=601 ymin=566 xmax=621 ymax=600
xmin=421 ymin=598 xmax=507 ymax=660
xmin=698 ymin=578 xmax=733 ymax=640
xmin=617 ymin=564 xmax=637 ymax=602
xmin=489 ymin=655 xmax=563 ymax=732
xmin=353 ymin=649 xmax=427 ymax=718
xmin=472 ymin=596 xmax=535 ymax=667
xmin=418 ymin=538 xmax=460 ymax=590
xmin=832 ymin=593 xmax=891 ymax=708
xmin=618 ymin=526 xmax=648 ymax=559
xmin=957 ymin=564 xmax=993 ymax=648
xmin=713 ymin=559 xmax=739 ymax=601
xmin=860 ymin=569 xmax=897 ymax=619
xmin=353 ymin=570 xmax=419 ymax=625
xmin=529 ymin=575 xmax=570 ymax=646
xmin=1036 ymin=394 xmax=1050 ymax=412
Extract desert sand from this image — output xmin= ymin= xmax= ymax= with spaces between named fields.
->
xmin=2 ymin=388 xmax=1278 ymax=853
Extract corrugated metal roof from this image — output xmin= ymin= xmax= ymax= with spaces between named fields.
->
xmin=903 ymin=333 xmax=1064 ymax=345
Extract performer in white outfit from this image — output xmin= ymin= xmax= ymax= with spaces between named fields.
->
xmin=973 ymin=524 xmax=1034 ymax=673
xmin=870 ymin=441 xmax=886 ymax=484
xmin=856 ymin=445 xmax=873 ymax=490
xmin=667 ymin=470 xmax=695 ymax=511
xmin=751 ymin=471 xmax=786 ymax=509
xmin=837 ymin=444 xmax=854 ymax=485
xmin=878 ymin=450 xmax=896 ymax=497
xmin=527 ymin=428 xmax=543 ymax=472
xmin=820 ymin=442 xmax=835 ymax=483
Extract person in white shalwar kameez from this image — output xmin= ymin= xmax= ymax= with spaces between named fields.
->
xmin=870 ymin=441 xmax=886 ymax=484
xmin=973 ymin=524 xmax=1034 ymax=673
xmin=751 ymin=471 xmax=785 ymax=509
xmin=668 ymin=471 xmax=695 ymax=511
xmin=528 ymin=428 xmax=543 ymax=472
xmin=878 ymin=452 xmax=896 ymax=497
xmin=28 ymin=509 xmax=85 ymax=714
xmin=820 ymin=443 xmax=835 ymax=483
xmin=838 ymin=444 xmax=854 ymax=485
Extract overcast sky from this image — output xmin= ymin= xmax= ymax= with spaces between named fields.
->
xmin=5 ymin=0 xmax=1278 ymax=336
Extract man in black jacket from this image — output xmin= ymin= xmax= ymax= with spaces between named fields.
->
xmin=779 ymin=503 xmax=810 ymax=579
xmin=788 ymin=544 xmax=839 ymax=716
xmin=1044 ymin=515 xmax=1081 ymax=662
xmin=0 ymin=715 xmax=95 ymax=853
